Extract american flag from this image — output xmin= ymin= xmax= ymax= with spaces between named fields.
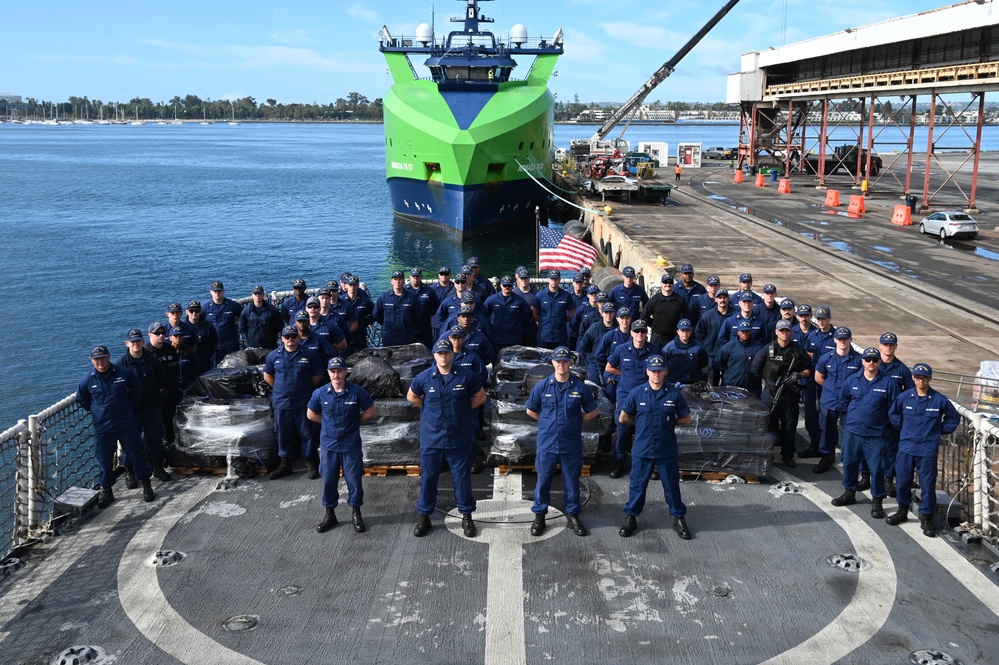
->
xmin=538 ymin=226 xmax=599 ymax=272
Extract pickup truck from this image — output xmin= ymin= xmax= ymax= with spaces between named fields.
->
xmin=704 ymin=146 xmax=734 ymax=160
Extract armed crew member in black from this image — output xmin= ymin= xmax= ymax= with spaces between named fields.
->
xmin=752 ymin=319 xmax=812 ymax=468
xmin=640 ymin=273 xmax=691 ymax=348
xmin=145 ymin=321 xmax=181 ymax=446
xmin=118 ymin=328 xmax=172 ymax=484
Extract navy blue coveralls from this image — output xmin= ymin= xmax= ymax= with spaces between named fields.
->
xmin=307 ymin=381 xmax=374 ymax=510
xmin=662 ymin=337 xmax=709 ymax=384
xmin=525 ymin=373 xmax=598 ymax=517
xmin=410 ymin=366 xmax=484 ymax=516
xmin=532 ymin=287 xmax=575 ymax=349
xmin=484 ymin=291 xmax=532 ymax=350
xmin=620 ymin=382 xmax=691 ymax=518
xmin=373 ymin=289 xmax=421 ymax=347
xmin=793 ymin=323 xmax=821 ymax=447
xmin=116 ymin=350 xmax=167 ymax=469
xmin=77 ymin=363 xmax=150 ymax=487
xmin=240 ymin=301 xmax=284 ymax=349
xmin=341 ymin=291 xmax=374 ymax=351
xmin=888 ymin=388 xmax=960 ymax=516
xmin=577 ymin=321 xmax=615 ymax=384
xmin=265 ymin=346 xmax=324 ymax=460
xmin=879 ymin=357 xmax=914 ymax=478
xmin=203 ymin=297 xmax=244 ymax=362
xmin=814 ymin=348 xmax=862 ymax=456
xmin=607 ymin=342 xmax=663 ymax=464
xmin=840 ymin=372 xmax=900 ymax=499
xmin=609 ymin=283 xmax=648 ymax=318
xmin=404 ymin=282 xmax=441 ymax=347
xmin=715 ymin=337 xmax=764 ymax=397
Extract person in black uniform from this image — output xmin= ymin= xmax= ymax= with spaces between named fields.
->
xmin=240 ymin=285 xmax=284 ymax=350
xmin=641 ymin=273 xmax=691 ymax=348
xmin=118 ymin=328 xmax=172 ymax=485
xmin=752 ymin=319 xmax=812 ymax=467
xmin=184 ymin=300 xmax=218 ymax=372
xmin=145 ymin=321 xmax=181 ymax=446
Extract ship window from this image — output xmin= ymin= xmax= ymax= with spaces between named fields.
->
xmin=446 ymin=67 xmax=471 ymax=80
xmin=389 ymin=139 xmax=393 ymax=147
xmin=425 ymin=162 xmax=441 ymax=172
xmin=488 ymin=163 xmax=505 ymax=172
xmin=530 ymin=142 xmax=535 ymax=150
xmin=518 ymin=142 xmax=524 ymax=151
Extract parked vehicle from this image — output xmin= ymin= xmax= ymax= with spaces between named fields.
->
xmin=704 ymin=146 xmax=731 ymax=160
xmin=918 ymin=211 xmax=979 ymax=240
xmin=802 ymin=145 xmax=882 ymax=177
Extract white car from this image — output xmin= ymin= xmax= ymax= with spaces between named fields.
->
xmin=918 ymin=211 xmax=979 ymax=240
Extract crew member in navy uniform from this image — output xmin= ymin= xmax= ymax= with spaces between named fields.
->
xmin=307 ymin=357 xmax=377 ymax=534
xmin=280 ymin=278 xmax=310 ymax=324
xmin=513 ymin=266 xmax=539 ymax=343
xmin=714 ymin=321 xmax=765 ymax=398
xmin=694 ymin=289 xmax=731 ymax=385
xmin=752 ymin=319 xmax=812 ymax=467
xmin=753 ymin=284 xmax=782 ymax=342
xmin=203 ymin=281 xmax=243 ymax=364
xmin=641 ymin=273 xmax=691 ymax=348
xmin=342 ymin=275 xmax=374 ymax=351
xmin=305 ymin=298 xmax=348 ymax=359
xmin=294 ymin=310 xmax=336 ymax=367
xmin=449 ymin=326 xmax=488 ymax=384
xmin=568 ymin=273 xmax=589 ymax=312
xmin=449 ymin=306 xmax=495 ymax=366
xmin=117 ymin=328 xmax=172 ymax=484
xmin=674 ymin=263 xmax=706 ymax=305
xmin=184 ymin=300 xmax=218 ymax=372
xmin=618 ymin=355 xmax=693 ymax=539
xmin=431 ymin=266 xmax=456 ymax=304
xmin=885 ymin=363 xmax=960 ymax=537
xmin=442 ymin=291 xmax=495 ymax=340
xmin=239 ymin=285 xmax=284 ymax=350
xmin=610 ymin=266 xmax=649 ymax=318
xmin=264 ymin=326 xmax=325 ymax=480
xmin=77 ymin=345 xmax=154 ymax=507
xmin=688 ymin=275 xmax=721 ymax=325
xmin=145 ymin=321 xmax=180 ymax=445
xmin=407 ymin=339 xmax=487 ymax=538
xmin=605 ymin=319 xmax=663 ymax=478
xmin=484 ymin=275 xmax=532 ymax=354
xmin=578 ymin=302 xmax=617 ymax=384
xmin=813 ymin=326 xmax=862 ymax=474
xmin=168 ymin=326 xmax=202 ymax=393
xmin=532 ymin=269 xmax=576 ymax=349
xmin=373 ymin=270 xmax=421 ymax=347
xmin=525 ymin=346 xmax=599 ymax=537
xmin=466 ymin=256 xmax=496 ymax=300
xmin=568 ymin=285 xmax=602 ymax=352
xmin=662 ymin=318 xmax=709 ymax=385
xmin=594 ymin=308 xmax=633 ymax=398
xmin=877 ymin=332 xmax=914 ymax=493
xmin=405 ymin=267 xmax=441 ymax=348
xmin=434 ymin=273 xmax=483 ymax=338
xmin=793 ymin=304 xmax=822 ymax=457
xmin=731 ymin=272 xmax=763 ymax=306
xmin=717 ymin=292 xmax=766 ymax=346
xmin=771 ymin=298 xmax=796 ymax=338
xmin=165 ymin=302 xmax=198 ymax=351
xmin=832 ymin=348 xmax=900 ymax=518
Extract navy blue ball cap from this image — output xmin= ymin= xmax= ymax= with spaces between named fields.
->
xmin=796 ymin=304 xmax=812 ymax=316
xmin=166 ymin=302 xmax=183 ymax=313
xmin=410 ymin=267 xmax=423 ymax=276
xmin=547 ymin=269 xmax=561 ymax=279
xmin=661 ymin=273 xmax=674 ymax=284
xmin=461 ymin=265 xmax=474 ymax=274
xmin=317 ymin=288 xmax=331 ymax=297
xmin=572 ymin=273 xmax=585 ymax=283
xmin=680 ymin=264 xmax=694 ymax=273
xmin=677 ymin=318 xmax=693 ymax=330
xmin=466 ymin=256 xmax=480 ymax=267
xmin=453 ymin=274 xmax=468 ymax=283
xmin=148 ymin=321 xmax=167 ymax=334
xmin=500 ymin=275 xmax=515 ymax=286
xmin=775 ymin=320 xmax=793 ymax=331
xmin=616 ymin=307 xmax=633 ymax=318
xmin=631 ymin=319 xmax=648 ymax=332
xmin=585 ymin=284 xmax=599 ymax=294
xmin=880 ymin=332 xmax=898 ymax=345
xmin=706 ymin=275 xmax=720 ymax=285
xmin=438 ymin=266 xmax=451 ymax=275
xmin=596 ymin=291 xmax=611 ymax=302
xmin=912 ymin=363 xmax=932 ymax=377
xmin=580 ymin=267 xmax=592 ymax=277
xmin=739 ymin=292 xmax=756 ymax=302
xmin=295 ymin=310 xmax=310 ymax=322
xmin=716 ymin=289 xmax=729 ymax=297
xmin=391 ymin=270 xmax=405 ymax=279
xmin=125 ymin=329 xmax=144 ymax=342
xmin=293 ymin=278 xmax=307 ymax=288
xmin=252 ymin=284 xmax=265 ymax=294
xmin=345 ymin=275 xmax=359 ymax=286
xmin=210 ymin=280 xmax=224 ymax=291
xmin=551 ymin=346 xmax=573 ymax=361
xmin=622 ymin=266 xmax=636 ymax=277
xmin=281 ymin=325 xmax=298 ymax=337
xmin=168 ymin=326 xmax=185 ymax=337
xmin=326 ymin=280 xmax=339 ymax=290
xmin=90 ymin=345 xmax=110 ymax=359
xmin=762 ymin=284 xmax=777 ymax=294
xmin=515 ymin=266 xmax=529 ymax=278
xmin=862 ymin=347 xmax=880 ymax=360
xmin=601 ymin=302 xmax=616 ymax=312
xmin=327 ymin=357 xmax=347 ymax=370
xmin=433 ymin=339 xmax=453 ymax=353
xmin=448 ymin=325 xmax=466 ymax=338
xmin=815 ymin=306 xmax=831 ymax=319
xmin=834 ymin=326 xmax=852 ymax=339
xmin=187 ymin=300 xmax=202 ymax=311
xmin=646 ymin=354 xmax=667 ymax=370
xmin=779 ymin=298 xmax=795 ymax=310
xmin=460 ymin=291 xmax=476 ymax=303
xmin=340 ymin=272 xmax=352 ymax=282
xmin=737 ymin=321 xmax=753 ymax=331
xmin=739 ymin=273 xmax=753 ymax=283
xmin=459 ymin=305 xmax=474 ymax=314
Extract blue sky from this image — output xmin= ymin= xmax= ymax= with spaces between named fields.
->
xmin=3 ymin=0 xmax=962 ymax=105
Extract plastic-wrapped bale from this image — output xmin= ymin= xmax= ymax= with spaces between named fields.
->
xmin=218 ymin=348 xmax=271 ymax=368
xmin=682 ymin=385 xmax=771 ymax=432
xmin=367 ymin=397 xmax=422 ymax=425
xmin=493 ymin=346 xmax=552 ymax=383
xmin=347 ymin=355 xmax=403 ymax=398
xmin=676 ymin=427 xmax=776 ymax=455
xmin=187 ymin=367 xmax=270 ymax=399
xmin=678 ymin=452 xmax=772 ymax=477
xmin=488 ymin=424 xmax=601 ymax=462
xmin=361 ymin=422 xmax=422 ymax=465
xmin=352 ymin=344 xmax=432 ymax=392
xmin=169 ymin=396 xmax=277 ymax=471
xmin=490 ymin=381 xmax=524 ymax=401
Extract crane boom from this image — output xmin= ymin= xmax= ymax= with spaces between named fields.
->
xmin=590 ymin=0 xmax=742 ymax=142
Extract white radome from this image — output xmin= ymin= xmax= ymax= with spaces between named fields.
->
xmin=510 ymin=24 xmax=528 ymax=46
xmin=415 ymin=23 xmax=434 ymax=46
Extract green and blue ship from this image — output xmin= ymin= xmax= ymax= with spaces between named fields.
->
xmin=380 ymin=0 xmax=563 ymax=240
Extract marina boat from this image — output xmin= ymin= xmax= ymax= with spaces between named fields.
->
xmin=380 ymin=0 xmax=563 ymax=240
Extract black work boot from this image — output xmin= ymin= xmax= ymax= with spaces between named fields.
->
xmin=269 ymin=458 xmax=293 ymax=480
xmin=798 ymin=445 xmax=821 ymax=459
xmin=812 ymin=454 xmax=834 ymax=474
xmin=650 ymin=467 xmax=660 ymax=481
xmin=152 ymin=464 xmax=172 ymax=482
xmin=530 ymin=514 xmax=546 ymax=537
xmin=306 ymin=453 xmax=320 ymax=480
xmin=141 ymin=479 xmax=155 ymax=502
xmin=619 ymin=515 xmax=637 ymax=538
xmin=124 ymin=469 xmax=138 ymax=490
xmin=870 ymin=498 xmax=886 ymax=519
xmin=608 ymin=464 xmax=625 ymax=479
xmin=857 ymin=473 xmax=871 ymax=491
xmin=566 ymin=514 xmax=587 ymax=537
xmin=461 ymin=513 xmax=476 ymax=537
xmin=413 ymin=514 xmax=432 ymax=537
xmin=918 ymin=513 xmax=936 ymax=538
xmin=673 ymin=517 xmax=692 ymax=540
xmin=885 ymin=505 xmax=909 ymax=526
xmin=831 ymin=490 xmax=856 ymax=507
xmin=97 ymin=486 xmax=115 ymax=509
xmin=351 ymin=508 xmax=365 ymax=533
xmin=884 ymin=476 xmax=896 ymax=495
xmin=316 ymin=508 xmax=337 ymax=533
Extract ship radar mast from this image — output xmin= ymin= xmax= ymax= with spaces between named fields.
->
xmin=452 ymin=0 xmax=494 ymax=35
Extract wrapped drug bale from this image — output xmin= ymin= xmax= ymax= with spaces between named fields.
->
xmin=361 ymin=422 xmax=421 ymax=465
xmin=492 ymin=346 xmax=550 ymax=383
xmin=367 ymin=397 xmax=422 ymax=425
xmin=187 ymin=367 xmax=270 ymax=399
xmin=218 ymin=348 xmax=271 ymax=368
xmin=676 ymin=427 xmax=776 ymax=455
xmin=350 ymin=343 xmax=431 ymax=391
xmin=347 ymin=355 xmax=403 ymax=398
xmin=169 ymin=396 xmax=276 ymax=471
xmin=490 ymin=381 xmax=524 ymax=401
xmin=677 ymin=452 xmax=772 ymax=477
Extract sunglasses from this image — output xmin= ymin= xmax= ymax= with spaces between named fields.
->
xmin=862 ymin=358 xmax=880 ymax=363
xmin=306 ymin=304 xmax=319 ymax=309
xmin=150 ymin=331 xmax=165 ymax=336
xmin=282 ymin=335 xmax=297 ymax=340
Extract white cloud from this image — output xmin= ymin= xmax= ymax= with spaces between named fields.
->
xmin=345 ymin=2 xmax=380 ymax=25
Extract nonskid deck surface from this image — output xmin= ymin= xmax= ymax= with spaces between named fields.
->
xmin=2 ymin=463 xmax=998 ymax=664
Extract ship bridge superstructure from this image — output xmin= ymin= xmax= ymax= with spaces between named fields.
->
xmin=727 ymin=0 xmax=999 ymax=211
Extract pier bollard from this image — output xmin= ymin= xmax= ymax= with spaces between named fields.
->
xmin=848 ymin=195 xmax=866 ymax=215
xmin=777 ymin=178 xmax=791 ymax=194
xmin=755 ymin=173 xmax=766 ymax=187
xmin=824 ymin=190 xmax=841 ymax=207
xmin=890 ymin=205 xmax=913 ymax=226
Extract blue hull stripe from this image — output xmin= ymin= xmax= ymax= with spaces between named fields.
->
xmin=440 ymin=91 xmax=496 ymax=131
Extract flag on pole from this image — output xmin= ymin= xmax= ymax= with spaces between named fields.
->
xmin=538 ymin=226 xmax=599 ymax=273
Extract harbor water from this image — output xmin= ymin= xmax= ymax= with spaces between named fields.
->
xmin=2 ymin=121 xmax=998 ymax=428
